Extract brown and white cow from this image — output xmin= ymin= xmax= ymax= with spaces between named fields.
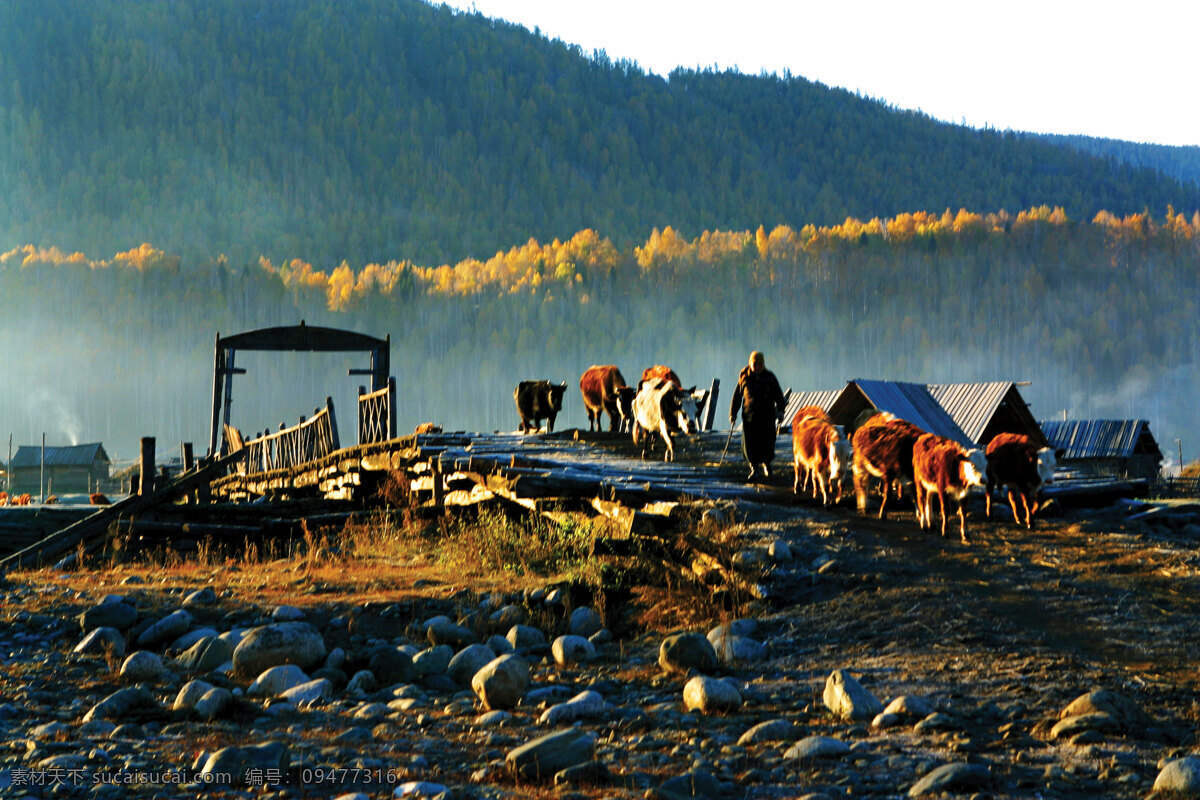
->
xmin=912 ymin=433 xmax=988 ymax=542
xmin=791 ymin=408 xmax=851 ymax=505
xmin=513 ymin=380 xmax=567 ymax=433
xmin=852 ymin=417 xmax=926 ymax=518
xmin=580 ymin=365 xmax=637 ymax=433
xmin=984 ymin=432 xmax=1057 ymax=528
xmin=632 ymin=378 xmax=699 ymax=462
xmin=641 ymin=365 xmax=682 ymax=389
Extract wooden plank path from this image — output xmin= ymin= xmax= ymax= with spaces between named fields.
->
xmin=209 ymin=428 xmax=791 ymax=507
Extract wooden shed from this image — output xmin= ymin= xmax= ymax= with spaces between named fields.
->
xmin=9 ymin=443 xmax=111 ymax=495
xmin=927 ymin=382 xmax=1049 ymax=448
xmin=826 ymin=379 xmax=973 ymax=446
xmin=1038 ymin=420 xmax=1164 ymax=482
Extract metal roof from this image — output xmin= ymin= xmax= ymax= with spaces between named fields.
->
xmin=851 ymin=379 xmax=973 ymax=446
xmin=781 ymin=389 xmax=842 ymax=426
xmin=1039 ymin=420 xmax=1160 ymax=460
xmin=926 ymin=382 xmax=1012 ymax=443
xmin=10 ymin=443 xmax=110 ymax=469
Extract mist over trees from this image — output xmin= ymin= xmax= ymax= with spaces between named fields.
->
xmin=2 ymin=208 xmax=1197 ymax=470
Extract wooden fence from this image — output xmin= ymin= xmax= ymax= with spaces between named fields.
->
xmin=358 ymin=378 xmax=396 ymax=445
xmin=241 ymin=398 xmax=340 ymax=474
xmin=1149 ymin=477 xmax=1200 ymax=499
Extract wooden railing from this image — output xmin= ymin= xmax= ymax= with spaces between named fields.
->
xmin=358 ymin=378 xmax=396 ymax=445
xmin=1149 ymin=477 xmax=1200 ymax=499
xmin=241 ymin=397 xmax=340 ymax=474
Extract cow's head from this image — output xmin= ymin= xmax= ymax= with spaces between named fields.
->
xmin=830 ymin=429 xmax=853 ymax=483
xmin=1036 ymin=447 xmax=1057 ymax=485
xmin=962 ymin=448 xmax=988 ymax=488
xmin=548 ymin=381 xmax=567 ymax=410
xmin=676 ymin=386 xmax=699 ymax=434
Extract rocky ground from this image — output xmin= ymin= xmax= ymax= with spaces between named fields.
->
xmin=3 ymin=484 xmax=1200 ymax=800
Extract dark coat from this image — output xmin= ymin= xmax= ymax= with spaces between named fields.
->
xmin=730 ymin=366 xmax=786 ymax=463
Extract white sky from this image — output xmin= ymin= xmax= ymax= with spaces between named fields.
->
xmin=440 ymin=0 xmax=1200 ymax=147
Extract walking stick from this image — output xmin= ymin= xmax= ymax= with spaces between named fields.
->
xmin=718 ymin=425 xmax=735 ymax=466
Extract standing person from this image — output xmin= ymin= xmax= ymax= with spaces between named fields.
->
xmin=729 ymin=351 xmax=786 ymax=481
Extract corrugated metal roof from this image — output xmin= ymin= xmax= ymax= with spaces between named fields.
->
xmin=852 ymin=379 xmax=973 ymax=446
xmin=10 ymin=443 xmax=110 ymax=469
xmin=927 ymin=382 xmax=1014 ymax=444
xmin=781 ymin=389 xmax=841 ymax=426
xmin=1039 ymin=420 xmax=1153 ymax=460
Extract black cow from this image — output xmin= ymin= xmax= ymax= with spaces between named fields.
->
xmin=514 ymin=380 xmax=567 ymax=433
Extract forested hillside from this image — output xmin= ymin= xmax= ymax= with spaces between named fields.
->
xmin=1038 ymin=134 xmax=1200 ymax=191
xmin=2 ymin=208 xmax=1197 ymax=467
xmin=0 ymin=0 xmax=1197 ymax=266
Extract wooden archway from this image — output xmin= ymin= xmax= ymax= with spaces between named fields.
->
xmin=208 ymin=321 xmax=390 ymax=456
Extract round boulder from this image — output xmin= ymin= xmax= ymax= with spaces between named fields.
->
xmin=659 ymin=632 xmax=718 ymax=675
xmin=471 ymin=654 xmax=530 ymax=711
xmin=232 ymin=622 xmax=326 ymax=679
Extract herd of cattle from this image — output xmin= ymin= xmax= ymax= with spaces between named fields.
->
xmin=512 ymin=365 xmax=1058 ymax=542
xmin=793 ymin=407 xmax=1056 ymax=542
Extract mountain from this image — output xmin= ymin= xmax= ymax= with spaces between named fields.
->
xmin=0 ymin=0 xmax=1196 ymax=267
xmin=1034 ymin=133 xmax=1200 ymax=191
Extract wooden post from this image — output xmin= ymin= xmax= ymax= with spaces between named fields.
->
xmin=139 ymin=437 xmax=156 ymax=496
xmin=431 ymin=457 xmax=444 ymax=512
xmin=182 ymin=442 xmax=195 ymax=472
xmin=357 ymin=385 xmax=366 ymax=446
xmin=40 ymin=433 xmax=45 ymax=503
xmin=387 ymin=376 xmax=396 ymax=440
xmin=701 ymin=378 xmax=721 ymax=431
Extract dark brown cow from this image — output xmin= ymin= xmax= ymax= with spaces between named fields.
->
xmin=89 ymin=492 xmax=112 ymax=506
xmin=791 ymin=408 xmax=851 ymax=505
xmin=513 ymin=380 xmax=567 ymax=433
xmin=852 ymin=417 xmax=926 ymax=518
xmin=579 ymin=365 xmax=636 ymax=433
xmin=985 ymin=432 xmax=1057 ymax=528
xmin=641 ymin=365 xmax=682 ymax=389
xmin=413 ymin=422 xmax=443 ymax=435
xmin=912 ymin=433 xmax=988 ymax=542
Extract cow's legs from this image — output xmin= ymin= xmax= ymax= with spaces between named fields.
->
xmin=957 ymin=499 xmax=968 ymax=543
xmin=937 ymin=490 xmax=948 ymax=537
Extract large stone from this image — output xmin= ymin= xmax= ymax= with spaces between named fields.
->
xmin=194 ymin=688 xmax=233 ymax=721
xmin=823 ymin=669 xmax=883 ymax=721
xmin=368 ymin=648 xmax=416 ymax=686
xmin=74 ymin=627 xmax=126 ymax=659
xmin=471 ymin=654 xmax=530 ymax=710
xmin=538 ymin=690 xmax=610 ymax=726
xmin=658 ymin=632 xmax=718 ymax=675
xmin=197 ymin=741 xmax=289 ymax=785
xmin=248 ymin=664 xmax=311 ymax=697
xmin=1059 ymin=689 xmax=1150 ymax=731
xmin=660 ymin=769 xmax=725 ymax=798
xmin=182 ymin=587 xmax=218 ymax=607
xmin=279 ymin=678 xmax=332 ymax=705
xmin=79 ymin=601 xmax=137 ymax=632
xmin=785 ymin=735 xmax=850 ymax=762
xmin=737 ymin=718 xmax=798 ymax=746
xmin=447 ymin=643 xmax=497 ymax=686
xmin=907 ymin=763 xmax=989 ymax=797
xmin=426 ymin=617 xmax=476 ymax=647
xmin=1154 ymin=756 xmax=1200 ymax=795
xmin=137 ymin=609 xmax=192 ymax=649
xmin=1050 ymin=712 xmax=1120 ymax=740
xmin=83 ymin=687 xmax=159 ymax=723
xmin=119 ymin=651 xmax=164 ymax=681
xmin=568 ymin=606 xmax=602 ymax=637
xmin=176 ymin=636 xmax=234 ymax=672
xmin=551 ymin=635 xmax=595 ymax=666
xmin=173 ymin=679 xmax=216 ymax=711
xmin=506 ymin=624 xmax=548 ymax=652
xmin=412 ymin=645 xmax=454 ymax=676
xmin=506 ymin=728 xmax=596 ymax=781
xmin=169 ymin=626 xmax=218 ymax=653
xmin=683 ymin=676 xmax=742 ymax=714
xmin=232 ymin=622 xmax=326 ymax=678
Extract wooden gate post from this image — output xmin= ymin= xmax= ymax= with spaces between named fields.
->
xmin=139 ymin=437 xmax=156 ymax=496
